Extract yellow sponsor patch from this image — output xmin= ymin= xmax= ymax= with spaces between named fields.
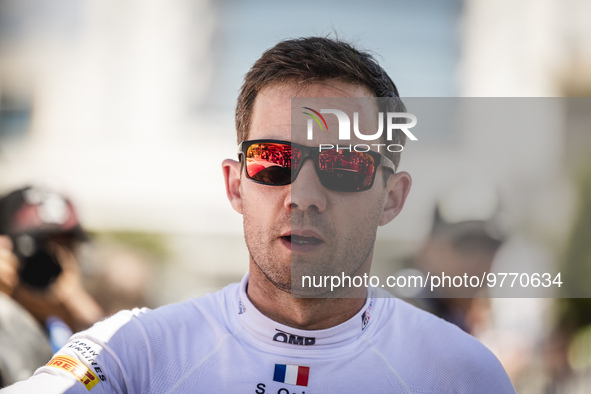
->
xmin=46 ymin=355 xmax=100 ymax=390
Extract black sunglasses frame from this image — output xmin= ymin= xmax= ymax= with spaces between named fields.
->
xmin=237 ymin=139 xmax=396 ymax=192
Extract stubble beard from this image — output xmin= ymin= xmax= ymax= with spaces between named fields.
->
xmin=242 ymin=197 xmax=383 ymax=297
xmin=242 ymin=195 xmax=292 ymax=293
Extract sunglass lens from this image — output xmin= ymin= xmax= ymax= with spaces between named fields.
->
xmin=318 ymin=150 xmax=376 ymax=191
xmin=245 ymin=143 xmax=294 ymax=185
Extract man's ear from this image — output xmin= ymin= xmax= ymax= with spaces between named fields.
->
xmin=222 ymin=159 xmax=243 ymax=214
xmin=379 ymin=171 xmax=412 ymax=226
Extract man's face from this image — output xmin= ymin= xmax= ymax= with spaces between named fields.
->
xmin=224 ymin=81 xmax=411 ymax=295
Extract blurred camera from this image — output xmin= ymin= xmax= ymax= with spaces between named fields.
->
xmin=0 ymin=186 xmax=87 ymax=289
xmin=11 ymin=234 xmax=62 ymax=289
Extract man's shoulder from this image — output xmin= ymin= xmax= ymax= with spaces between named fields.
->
xmin=379 ymin=296 xmax=481 ymax=348
xmin=84 ymin=281 xmax=240 ymax=343
xmin=373 ymin=297 xmax=515 ymax=392
xmin=33 ymin=282 xmax=242 ymax=393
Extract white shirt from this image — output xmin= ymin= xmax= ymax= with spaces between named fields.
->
xmin=2 ymin=274 xmax=515 ymax=393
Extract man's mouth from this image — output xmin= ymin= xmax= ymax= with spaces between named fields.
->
xmin=282 ymin=235 xmax=323 ymax=245
xmin=279 ymin=231 xmax=324 ymax=251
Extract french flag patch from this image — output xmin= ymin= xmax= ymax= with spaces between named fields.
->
xmin=273 ymin=364 xmax=310 ymax=387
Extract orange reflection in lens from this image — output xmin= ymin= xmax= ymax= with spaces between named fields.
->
xmin=246 ymin=143 xmax=292 ymax=178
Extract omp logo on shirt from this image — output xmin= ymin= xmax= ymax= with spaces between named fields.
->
xmin=46 ymin=355 xmax=100 ymax=390
xmin=273 ymin=364 xmax=310 ymax=387
xmin=272 ymin=329 xmax=315 ymax=346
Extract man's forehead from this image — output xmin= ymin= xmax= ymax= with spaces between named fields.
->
xmin=249 ymin=81 xmax=378 ymax=143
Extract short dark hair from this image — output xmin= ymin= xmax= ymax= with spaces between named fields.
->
xmin=236 ymin=37 xmax=407 ymax=168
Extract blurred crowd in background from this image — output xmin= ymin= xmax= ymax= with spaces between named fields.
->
xmin=1 ymin=0 xmax=591 ymax=392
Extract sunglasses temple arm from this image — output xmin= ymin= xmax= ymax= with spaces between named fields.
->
xmin=380 ymin=155 xmax=396 ymax=173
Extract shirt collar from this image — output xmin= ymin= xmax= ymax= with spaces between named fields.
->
xmin=234 ymin=273 xmax=376 ymax=350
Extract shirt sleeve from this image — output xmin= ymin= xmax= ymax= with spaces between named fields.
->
xmin=1 ymin=309 xmax=148 ymax=394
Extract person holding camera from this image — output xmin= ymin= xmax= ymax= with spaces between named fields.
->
xmin=0 ymin=186 xmax=104 ymax=387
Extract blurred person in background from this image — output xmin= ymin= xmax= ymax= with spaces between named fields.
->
xmin=413 ymin=205 xmax=503 ymax=334
xmin=0 ymin=186 xmax=104 ymax=387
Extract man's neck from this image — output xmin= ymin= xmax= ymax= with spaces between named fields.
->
xmin=246 ymin=263 xmax=367 ymax=330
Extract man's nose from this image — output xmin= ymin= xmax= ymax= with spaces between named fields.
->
xmin=285 ymin=160 xmax=327 ymax=213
